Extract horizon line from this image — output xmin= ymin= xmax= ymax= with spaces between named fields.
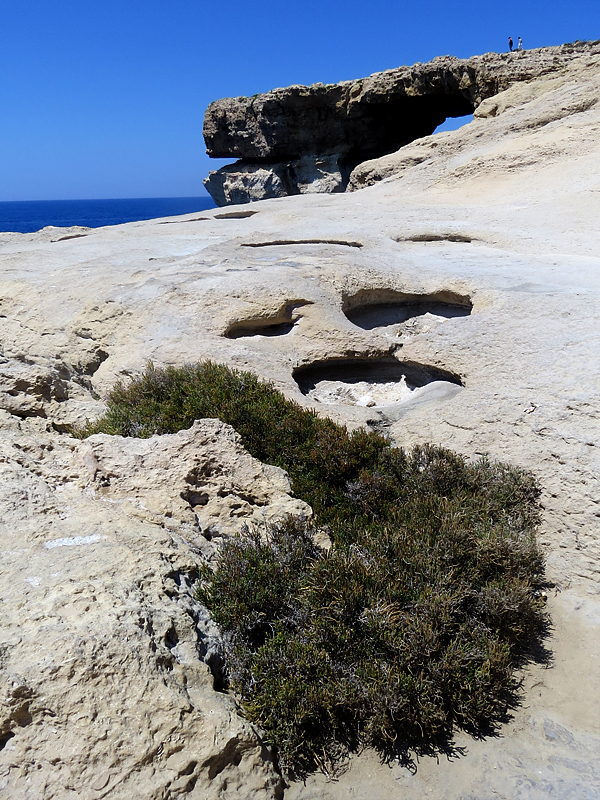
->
xmin=0 ymin=195 xmax=213 ymax=204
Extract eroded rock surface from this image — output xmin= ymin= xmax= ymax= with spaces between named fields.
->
xmin=76 ymin=419 xmax=310 ymax=552
xmin=2 ymin=42 xmax=600 ymax=799
xmin=203 ymin=40 xmax=600 ymax=204
xmin=0 ymin=416 xmax=296 ymax=798
xmin=204 ymin=154 xmax=348 ymax=207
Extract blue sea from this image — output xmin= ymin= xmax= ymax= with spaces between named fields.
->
xmin=0 ymin=197 xmax=217 ymax=235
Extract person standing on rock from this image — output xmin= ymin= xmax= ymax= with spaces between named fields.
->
xmin=508 ymin=36 xmax=514 ymax=51
xmin=518 ymin=37 xmax=524 ymax=50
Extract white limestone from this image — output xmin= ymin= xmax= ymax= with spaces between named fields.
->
xmin=1 ymin=46 xmax=600 ymax=800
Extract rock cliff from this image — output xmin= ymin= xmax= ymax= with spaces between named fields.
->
xmin=203 ymin=40 xmax=599 ymax=205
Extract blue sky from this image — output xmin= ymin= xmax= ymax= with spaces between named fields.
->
xmin=0 ymin=1 xmax=597 ymax=200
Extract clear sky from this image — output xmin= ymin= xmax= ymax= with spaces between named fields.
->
xmin=1 ymin=1 xmax=598 ymax=201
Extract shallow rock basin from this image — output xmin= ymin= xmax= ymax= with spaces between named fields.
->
xmin=308 ymin=376 xmax=414 ymax=407
xmin=347 ymin=302 xmax=471 ymax=331
xmin=293 ymin=357 xmax=462 ymax=408
xmin=342 ymin=289 xmax=472 ymax=334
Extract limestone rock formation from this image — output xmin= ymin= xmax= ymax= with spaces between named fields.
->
xmin=349 ymin=47 xmax=600 ymax=190
xmin=76 ymin=419 xmax=310 ymax=551
xmin=2 ymin=40 xmax=600 ymax=799
xmin=203 ymin=40 xmax=600 ymax=205
xmin=204 ymin=154 xmax=348 ymax=207
xmin=0 ymin=415 xmax=300 ymax=799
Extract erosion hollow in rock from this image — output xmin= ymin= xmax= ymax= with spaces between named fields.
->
xmin=225 ymin=300 xmax=312 ymax=339
xmin=293 ymin=356 xmax=463 ymax=409
xmin=399 ymin=233 xmax=476 ymax=243
xmin=241 ymin=238 xmax=362 ymax=248
xmin=214 ymin=209 xmax=259 ymax=219
xmin=158 ymin=217 xmax=209 ymax=224
xmin=342 ymin=288 xmax=472 ymax=330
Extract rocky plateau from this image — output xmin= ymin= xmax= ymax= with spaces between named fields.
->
xmin=1 ymin=41 xmax=600 ymax=799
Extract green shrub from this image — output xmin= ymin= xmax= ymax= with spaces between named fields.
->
xmin=82 ymin=362 xmax=547 ymax=776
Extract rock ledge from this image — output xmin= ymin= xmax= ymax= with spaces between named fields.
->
xmin=203 ymin=40 xmax=600 ymax=204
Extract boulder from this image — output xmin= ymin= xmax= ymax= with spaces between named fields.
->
xmin=204 ymin=154 xmax=348 ymax=206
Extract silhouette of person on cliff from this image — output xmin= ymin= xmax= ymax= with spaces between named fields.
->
xmin=508 ymin=36 xmax=514 ymax=51
xmin=518 ymin=37 xmax=524 ymax=51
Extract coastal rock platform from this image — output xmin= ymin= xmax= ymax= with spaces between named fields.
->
xmin=2 ymin=44 xmax=600 ymax=798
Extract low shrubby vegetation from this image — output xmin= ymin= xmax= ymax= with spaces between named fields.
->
xmin=82 ymin=361 xmax=547 ymax=776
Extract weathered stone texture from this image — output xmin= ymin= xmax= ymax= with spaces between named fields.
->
xmin=204 ymin=154 xmax=348 ymax=206
xmin=203 ymin=40 xmax=600 ymax=204
xmin=0 ymin=417 xmax=297 ymax=798
xmin=2 ymin=44 xmax=600 ymax=798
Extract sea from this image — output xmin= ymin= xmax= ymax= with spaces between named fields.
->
xmin=0 ymin=197 xmax=217 ymax=235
